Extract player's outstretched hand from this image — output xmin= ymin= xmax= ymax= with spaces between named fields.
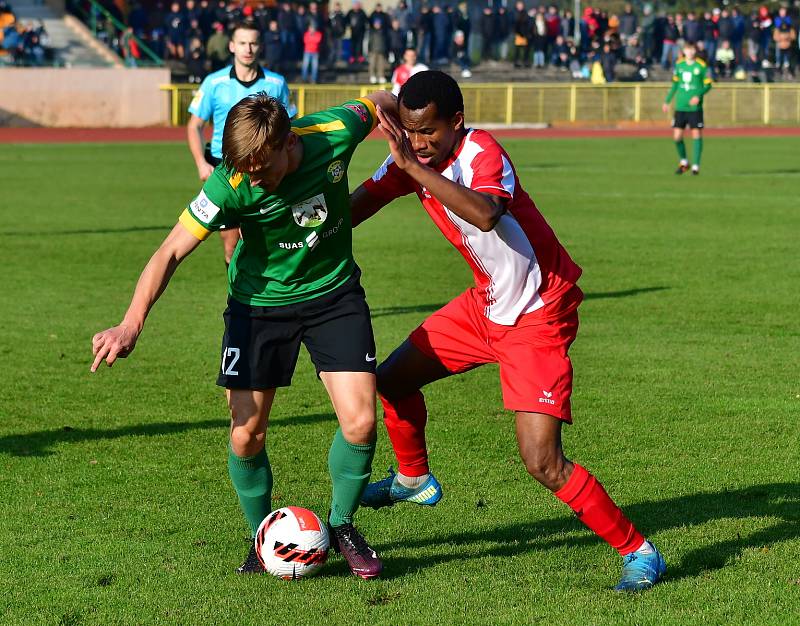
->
xmin=91 ymin=323 xmax=140 ymax=372
xmin=661 ymin=103 xmax=670 ymax=114
xmin=197 ymin=160 xmax=215 ymax=181
xmin=376 ymin=105 xmax=418 ymax=172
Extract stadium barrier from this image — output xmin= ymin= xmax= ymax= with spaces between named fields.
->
xmin=162 ymin=82 xmax=800 ymax=128
xmin=1 ymin=68 xmax=170 ymax=127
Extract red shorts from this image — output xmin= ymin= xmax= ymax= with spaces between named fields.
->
xmin=409 ymin=287 xmax=582 ymax=422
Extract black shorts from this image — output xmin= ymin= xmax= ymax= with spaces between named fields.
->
xmin=217 ymin=271 xmax=377 ymax=389
xmin=204 ymin=145 xmax=222 ymax=167
xmin=673 ymin=110 xmax=704 ymax=129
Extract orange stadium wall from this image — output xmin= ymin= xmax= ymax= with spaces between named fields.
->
xmin=0 ymin=68 xmax=171 ymax=127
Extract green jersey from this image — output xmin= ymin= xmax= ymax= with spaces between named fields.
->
xmin=180 ymin=98 xmax=377 ymax=306
xmin=665 ymin=58 xmax=712 ymax=112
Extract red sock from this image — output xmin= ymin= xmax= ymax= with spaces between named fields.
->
xmin=555 ymin=463 xmax=644 ymax=555
xmin=380 ymin=391 xmax=429 ymax=477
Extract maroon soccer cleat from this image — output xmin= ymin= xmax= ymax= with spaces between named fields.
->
xmin=675 ymin=163 xmax=689 ymax=175
xmin=329 ymin=523 xmax=382 ymax=579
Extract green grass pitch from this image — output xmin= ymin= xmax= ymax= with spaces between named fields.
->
xmin=0 ymin=136 xmax=798 ymax=625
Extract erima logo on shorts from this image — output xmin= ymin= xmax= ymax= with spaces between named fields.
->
xmin=538 ymin=390 xmax=555 ymax=405
xmin=189 ymin=191 xmax=221 ymax=223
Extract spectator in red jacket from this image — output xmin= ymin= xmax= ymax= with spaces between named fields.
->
xmin=301 ymin=22 xmax=322 ymax=83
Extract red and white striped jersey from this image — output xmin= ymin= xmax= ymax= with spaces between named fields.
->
xmin=363 ymin=129 xmax=582 ymax=326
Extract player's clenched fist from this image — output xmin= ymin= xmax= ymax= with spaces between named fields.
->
xmin=197 ymin=160 xmax=215 ymax=181
xmin=91 ymin=323 xmax=140 ymax=372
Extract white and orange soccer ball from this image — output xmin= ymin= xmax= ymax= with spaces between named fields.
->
xmin=254 ymin=507 xmax=329 ymax=580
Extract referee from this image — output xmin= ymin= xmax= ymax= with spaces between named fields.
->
xmin=186 ymin=19 xmax=296 ymax=265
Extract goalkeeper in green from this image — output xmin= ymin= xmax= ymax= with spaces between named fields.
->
xmin=662 ymin=42 xmax=712 ymax=175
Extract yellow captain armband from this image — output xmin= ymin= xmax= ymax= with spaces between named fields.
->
xmin=179 ymin=209 xmax=212 ymax=241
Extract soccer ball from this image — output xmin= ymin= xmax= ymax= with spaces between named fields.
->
xmin=254 ymin=506 xmax=329 ymax=580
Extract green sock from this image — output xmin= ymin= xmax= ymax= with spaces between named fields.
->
xmin=692 ymin=137 xmax=703 ymax=167
xmin=228 ymin=446 xmax=272 ymax=537
xmin=328 ymin=428 xmax=375 ymax=527
xmin=675 ymin=140 xmax=687 ymax=161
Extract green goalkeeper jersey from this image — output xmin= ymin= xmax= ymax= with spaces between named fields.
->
xmin=665 ymin=58 xmax=712 ymax=112
xmin=179 ymin=98 xmax=377 ymax=306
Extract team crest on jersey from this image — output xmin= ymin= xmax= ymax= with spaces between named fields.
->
xmin=344 ymin=102 xmax=368 ymax=122
xmin=682 ymin=71 xmax=693 ymax=82
xmin=326 ymin=160 xmax=344 ymax=184
xmin=291 ymin=193 xmax=328 ymax=227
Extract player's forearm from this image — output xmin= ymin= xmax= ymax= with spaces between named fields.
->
xmin=121 ymin=248 xmax=183 ymax=332
xmin=186 ymin=122 xmax=208 ymax=167
xmin=406 ymin=163 xmax=503 ymax=232
xmin=367 ymin=90 xmax=398 ymax=120
xmin=665 ymin=83 xmax=677 ymax=104
xmin=121 ymin=225 xmax=200 ymax=331
xmin=701 ymin=82 xmax=712 ymax=96
xmin=350 ymin=185 xmax=388 ymax=227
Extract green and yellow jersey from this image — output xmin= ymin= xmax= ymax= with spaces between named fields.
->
xmin=665 ymin=58 xmax=713 ymax=112
xmin=179 ymin=98 xmax=377 ymax=307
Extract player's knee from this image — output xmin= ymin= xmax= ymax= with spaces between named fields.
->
xmin=339 ymin=412 xmax=377 ymax=445
xmin=376 ymin=366 xmax=415 ymax=403
xmin=522 ymin=448 xmax=568 ymax=490
xmin=229 ymin=426 xmax=265 ymax=457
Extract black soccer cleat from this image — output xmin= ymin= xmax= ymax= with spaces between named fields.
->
xmin=675 ymin=163 xmax=689 ymax=175
xmin=236 ymin=542 xmax=266 ymax=574
xmin=328 ymin=523 xmax=383 ymax=579
xmin=691 ymin=167 xmax=700 ymax=176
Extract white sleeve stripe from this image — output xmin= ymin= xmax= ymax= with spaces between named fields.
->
xmin=371 ymin=154 xmax=395 ymax=182
xmin=473 ymin=185 xmax=512 ymax=193
xmin=500 ymin=155 xmax=516 ymax=196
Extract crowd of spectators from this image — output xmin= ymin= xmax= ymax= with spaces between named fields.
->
xmin=73 ymin=0 xmax=799 ymax=83
xmin=0 ymin=1 xmax=52 ymax=65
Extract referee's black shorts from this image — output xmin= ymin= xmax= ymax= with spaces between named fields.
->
xmin=204 ymin=145 xmax=222 ymax=167
xmin=217 ymin=270 xmax=377 ymax=390
xmin=672 ymin=110 xmax=704 ymax=129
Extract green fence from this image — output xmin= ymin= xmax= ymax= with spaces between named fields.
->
xmin=161 ymin=82 xmax=800 ymax=127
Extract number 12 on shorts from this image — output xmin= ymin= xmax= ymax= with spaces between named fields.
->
xmin=222 ymin=347 xmax=240 ymax=376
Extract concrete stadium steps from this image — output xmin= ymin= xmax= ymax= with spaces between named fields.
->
xmin=168 ymin=57 xmax=660 ymax=84
xmin=10 ymin=0 xmax=118 ymax=67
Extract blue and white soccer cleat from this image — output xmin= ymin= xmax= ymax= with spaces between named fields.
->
xmin=360 ymin=468 xmax=443 ymax=509
xmin=614 ymin=541 xmax=666 ymax=592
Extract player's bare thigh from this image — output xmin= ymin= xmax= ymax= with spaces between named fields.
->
xmin=228 ymin=388 xmax=276 ymax=456
xmin=320 ymin=371 xmax=377 ymax=444
xmin=376 ymin=339 xmax=452 ymax=402
xmin=515 ymin=411 xmax=573 ymax=492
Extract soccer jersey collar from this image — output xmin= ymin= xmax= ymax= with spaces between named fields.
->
xmin=230 ymin=65 xmax=265 ymax=88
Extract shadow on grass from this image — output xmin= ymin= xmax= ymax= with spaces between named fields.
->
xmin=583 ymin=286 xmax=669 ymax=300
xmin=374 ymin=482 xmax=800 ymax=584
xmin=0 ymin=412 xmax=334 ymax=457
xmin=0 ymin=225 xmax=173 ymax=237
xmin=371 ymin=287 xmax=669 ymax=319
